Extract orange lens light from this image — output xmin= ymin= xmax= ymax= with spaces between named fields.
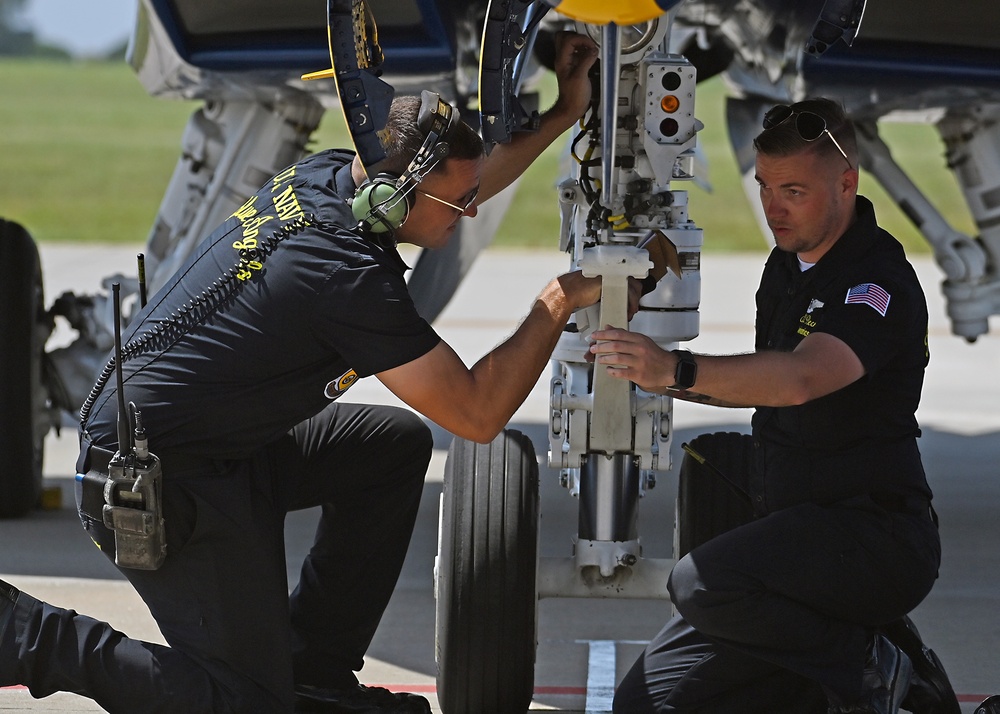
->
xmin=660 ymin=95 xmax=680 ymax=113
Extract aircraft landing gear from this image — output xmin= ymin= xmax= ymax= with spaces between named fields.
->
xmin=434 ymin=429 xmax=540 ymax=713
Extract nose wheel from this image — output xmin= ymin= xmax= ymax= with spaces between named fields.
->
xmin=434 ymin=429 xmax=540 ymax=713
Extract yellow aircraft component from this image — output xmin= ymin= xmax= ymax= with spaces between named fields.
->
xmin=544 ymin=0 xmax=670 ymax=24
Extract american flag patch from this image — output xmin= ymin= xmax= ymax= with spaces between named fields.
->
xmin=845 ymin=283 xmax=890 ymax=316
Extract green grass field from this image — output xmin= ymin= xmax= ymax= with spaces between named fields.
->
xmin=0 ymin=58 xmax=974 ymax=253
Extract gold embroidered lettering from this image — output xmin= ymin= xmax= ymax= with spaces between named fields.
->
xmin=271 ymin=166 xmax=296 ymax=192
xmin=272 ymin=184 xmax=303 ymax=221
xmin=231 ymin=196 xmax=259 ymax=221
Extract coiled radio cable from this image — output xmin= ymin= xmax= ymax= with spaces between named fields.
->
xmin=79 ymin=214 xmax=319 ymax=428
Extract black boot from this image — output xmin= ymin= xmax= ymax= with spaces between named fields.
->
xmin=882 ymin=616 xmax=961 ymax=714
xmin=828 ymin=634 xmax=912 ymax=714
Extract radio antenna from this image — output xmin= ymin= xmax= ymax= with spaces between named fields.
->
xmin=112 ymin=282 xmax=130 ymax=455
xmin=137 ymin=253 xmax=148 ymax=309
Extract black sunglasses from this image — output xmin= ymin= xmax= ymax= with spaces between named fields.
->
xmin=763 ymin=105 xmax=852 ymax=169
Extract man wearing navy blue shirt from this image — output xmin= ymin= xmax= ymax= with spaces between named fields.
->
xmin=592 ymin=99 xmax=950 ymax=714
xmin=0 ymin=33 xmax=624 ymax=714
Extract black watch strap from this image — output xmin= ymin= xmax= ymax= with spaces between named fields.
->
xmin=671 ymin=349 xmax=698 ymax=389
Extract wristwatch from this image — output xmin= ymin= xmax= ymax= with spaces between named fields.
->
xmin=671 ymin=349 xmax=698 ymax=389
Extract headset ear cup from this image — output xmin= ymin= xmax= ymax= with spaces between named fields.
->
xmin=353 ymin=175 xmax=410 ymax=234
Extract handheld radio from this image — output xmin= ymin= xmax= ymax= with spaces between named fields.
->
xmin=101 ymin=281 xmax=166 ymax=570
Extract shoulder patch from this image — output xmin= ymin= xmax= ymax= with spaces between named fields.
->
xmin=324 ymin=369 xmax=358 ymax=400
xmin=845 ymin=283 xmax=891 ymax=317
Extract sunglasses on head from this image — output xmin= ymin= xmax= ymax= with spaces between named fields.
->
xmin=762 ymin=105 xmax=852 ymax=169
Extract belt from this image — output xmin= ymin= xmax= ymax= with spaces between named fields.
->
xmin=76 ymin=435 xmax=217 ymax=522
xmin=78 ymin=433 xmax=216 ymax=475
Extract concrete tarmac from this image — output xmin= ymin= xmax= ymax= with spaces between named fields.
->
xmin=1 ymin=244 xmax=998 ymax=712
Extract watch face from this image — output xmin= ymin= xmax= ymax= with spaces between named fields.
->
xmin=674 ymin=352 xmax=697 ymax=389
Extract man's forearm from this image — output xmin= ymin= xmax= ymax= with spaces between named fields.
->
xmin=467 ymin=276 xmax=580 ymax=435
xmin=478 ymin=106 xmax=579 ymax=202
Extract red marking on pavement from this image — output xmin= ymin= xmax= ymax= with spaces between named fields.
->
xmin=533 ymin=686 xmax=588 ymax=695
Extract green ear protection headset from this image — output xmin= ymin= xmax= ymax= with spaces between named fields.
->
xmin=352 ymin=90 xmax=461 ymax=235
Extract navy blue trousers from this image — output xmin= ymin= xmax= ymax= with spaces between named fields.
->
xmin=6 ymin=402 xmax=431 ymax=713
xmin=613 ymin=497 xmax=940 ymax=713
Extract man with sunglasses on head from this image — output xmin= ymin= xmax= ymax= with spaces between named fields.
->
xmin=0 ymin=32 xmax=632 ymax=714
xmin=593 ymin=98 xmax=957 ymax=714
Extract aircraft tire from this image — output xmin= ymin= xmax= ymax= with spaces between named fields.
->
xmin=435 ymin=429 xmax=539 ymax=714
xmin=976 ymin=695 xmax=1000 ymax=714
xmin=0 ymin=219 xmax=46 ymax=518
xmin=675 ymin=431 xmax=756 ymax=558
